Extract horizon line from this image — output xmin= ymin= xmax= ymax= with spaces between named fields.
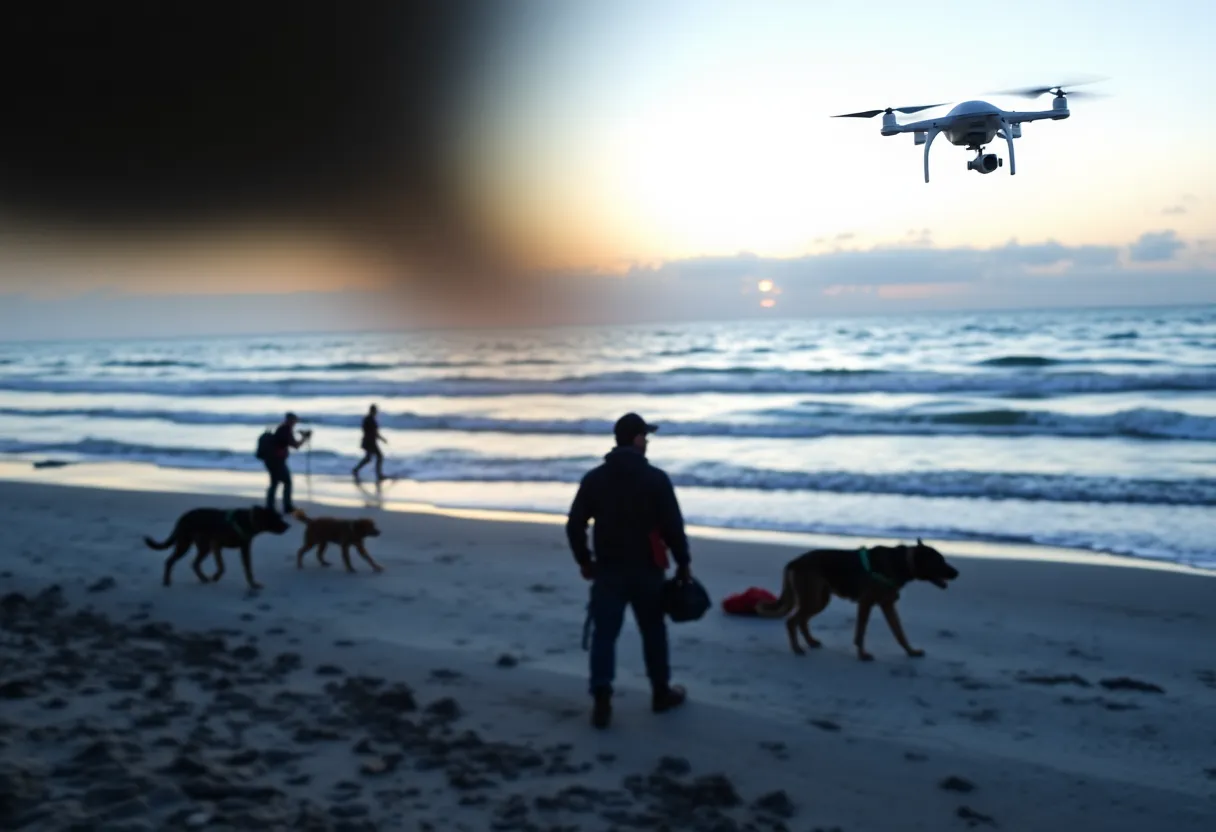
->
xmin=0 ymin=299 xmax=1209 ymax=347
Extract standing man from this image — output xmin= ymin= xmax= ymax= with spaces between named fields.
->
xmin=352 ymin=403 xmax=388 ymax=483
xmin=266 ymin=411 xmax=311 ymax=514
xmin=565 ymin=412 xmax=693 ymax=729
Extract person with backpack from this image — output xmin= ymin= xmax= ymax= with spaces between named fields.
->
xmin=258 ymin=412 xmax=311 ymax=514
xmin=565 ymin=412 xmax=693 ymax=729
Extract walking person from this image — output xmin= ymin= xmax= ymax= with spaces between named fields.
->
xmin=352 ymin=403 xmax=388 ymax=483
xmin=565 ymin=412 xmax=693 ymax=729
xmin=265 ymin=412 xmax=311 ymax=514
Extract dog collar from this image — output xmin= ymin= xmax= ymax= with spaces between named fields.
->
xmin=225 ymin=510 xmax=251 ymax=541
xmin=858 ymin=547 xmax=899 ymax=588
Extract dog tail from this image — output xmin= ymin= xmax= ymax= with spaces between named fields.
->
xmin=143 ymin=522 xmax=180 ymax=551
xmin=755 ymin=565 xmax=797 ymax=618
xmin=291 ymin=508 xmax=312 ymax=524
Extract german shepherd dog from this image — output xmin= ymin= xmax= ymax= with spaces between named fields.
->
xmin=756 ymin=539 xmax=959 ymax=661
xmin=144 ymin=505 xmax=291 ymax=590
xmin=292 ymin=509 xmax=384 ymax=573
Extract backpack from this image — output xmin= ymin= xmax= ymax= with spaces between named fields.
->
xmin=255 ymin=428 xmax=276 ymax=461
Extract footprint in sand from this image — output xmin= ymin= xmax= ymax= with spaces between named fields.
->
xmin=1066 ymin=646 xmax=1104 ymax=662
xmin=1099 ymin=676 xmax=1164 ymax=694
xmin=1015 ymin=672 xmax=1091 ymax=688
xmin=758 ymin=741 xmax=789 ymax=760
xmin=955 ymin=707 xmax=1000 ymax=724
xmin=939 ymin=776 xmax=976 ymax=793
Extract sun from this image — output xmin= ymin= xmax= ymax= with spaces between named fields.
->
xmin=757 ymin=279 xmax=774 ymax=293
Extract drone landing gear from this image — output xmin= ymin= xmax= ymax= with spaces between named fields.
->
xmin=997 ymin=122 xmax=1017 ymax=175
xmin=922 ymin=127 xmax=940 ymax=183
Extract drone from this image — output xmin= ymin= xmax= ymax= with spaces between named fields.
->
xmin=832 ymin=79 xmax=1106 ymax=182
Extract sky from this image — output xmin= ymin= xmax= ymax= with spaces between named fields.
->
xmin=1 ymin=0 xmax=1214 ymax=340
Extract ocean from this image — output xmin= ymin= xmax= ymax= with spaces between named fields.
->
xmin=1 ymin=304 xmax=1214 ymax=571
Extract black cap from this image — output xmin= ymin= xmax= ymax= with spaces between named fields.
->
xmin=613 ymin=412 xmax=659 ymax=446
xmin=285 ymin=412 xmax=299 ymax=421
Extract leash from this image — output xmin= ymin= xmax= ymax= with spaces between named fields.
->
xmin=304 ymin=435 xmax=313 ymax=506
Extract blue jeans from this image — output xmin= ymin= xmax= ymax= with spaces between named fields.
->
xmin=264 ymin=458 xmax=293 ymax=513
xmin=588 ymin=565 xmax=669 ymax=696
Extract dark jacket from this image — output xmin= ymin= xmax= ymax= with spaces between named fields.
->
xmin=566 ymin=446 xmax=690 ymax=570
xmin=272 ymin=422 xmax=296 ymax=460
xmin=361 ymin=414 xmax=380 ymax=451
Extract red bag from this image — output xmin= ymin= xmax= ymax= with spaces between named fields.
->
xmin=721 ymin=587 xmax=779 ymax=616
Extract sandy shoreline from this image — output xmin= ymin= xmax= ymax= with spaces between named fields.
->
xmin=1 ymin=477 xmax=1214 ymax=830
xmin=3 ymin=459 xmax=1211 ymax=576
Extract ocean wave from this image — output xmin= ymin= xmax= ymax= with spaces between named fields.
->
xmin=100 ymin=359 xmax=208 ymax=369
xmin=974 ymin=354 xmax=1173 ymax=368
xmin=1 ymin=367 xmax=1214 ymax=399
xmin=3 ymin=439 xmax=1213 ymax=507
xmin=3 ymin=405 xmax=1214 ymax=442
xmin=22 ymin=357 xmax=569 ymax=375
xmin=670 ymin=515 xmax=1214 ymax=570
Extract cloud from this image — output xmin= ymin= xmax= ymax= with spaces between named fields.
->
xmin=997 ymin=240 xmax=1121 ymax=269
xmin=4 ymin=233 xmax=1212 ymax=340
xmin=623 ymin=237 xmax=1123 ymax=292
xmin=1162 ymin=205 xmax=1187 ymax=215
xmin=1128 ymin=230 xmax=1186 ymax=263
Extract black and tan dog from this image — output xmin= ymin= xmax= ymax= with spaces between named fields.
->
xmin=756 ymin=538 xmax=959 ymax=661
xmin=144 ymin=505 xmax=290 ymax=590
xmin=292 ymin=509 xmax=384 ymax=573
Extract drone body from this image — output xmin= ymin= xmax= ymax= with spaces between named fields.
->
xmin=833 ymin=81 xmax=1102 ymax=182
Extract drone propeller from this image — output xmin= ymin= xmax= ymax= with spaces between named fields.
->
xmin=831 ymin=103 xmax=948 ymax=119
xmin=988 ymin=76 xmax=1109 ymax=99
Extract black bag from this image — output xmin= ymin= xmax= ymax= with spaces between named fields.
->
xmin=662 ymin=576 xmax=711 ymax=623
xmin=255 ymin=429 xmax=276 ymax=461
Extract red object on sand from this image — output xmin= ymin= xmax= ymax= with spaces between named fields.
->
xmin=721 ymin=587 xmax=780 ymax=616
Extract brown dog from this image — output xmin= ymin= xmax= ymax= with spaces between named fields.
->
xmin=292 ymin=509 xmax=384 ymax=573
xmin=756 ymin=538 xmax=959 ymax=661
xmin=144 ymin=505 xmax=291 ymax=590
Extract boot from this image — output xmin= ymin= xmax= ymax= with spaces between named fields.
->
xmin=591 ymin=689 xmax=612 ymax=729
xmin=651 ymin=683 xmax=687 ymax=714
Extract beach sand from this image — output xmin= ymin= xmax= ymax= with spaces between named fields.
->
xmin=1 ymin=477 xmax=1213 ymax=831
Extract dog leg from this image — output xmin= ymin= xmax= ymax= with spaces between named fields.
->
xmin=341 ymin=543 xmax=356 ymax=573
xmin=315 ymin=542 xmax=330 ymax=567
xmin=879 ymin=601 xmax=924 ymax=658
xmin=854 ymin=598 xmax=876 ymax=661
xmin=239 ymin=543 xmax=262 ymax=591
xmin=784 ymin=580 xmax=806 ymax=654
xmin=210 ymin=548 xmax=227 ymax=584
xmin=784 ymin=615 xmax=805 ymax=655
xmin=162 ymin=538 xmax=193 ymax=586
xmin=296 ymin=537 xmax=314 ymax=569
xmin=190 ymin=541 xmax=214 ymax=584
xmin=354 ymin=541 xmax=384 ymax=573
xmin=796 ymin=586 xmax=830 ymax=650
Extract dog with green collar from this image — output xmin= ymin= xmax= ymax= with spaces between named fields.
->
xmin=755 ymin=538 xmax=960 ymax=661
xmin=144 ymin=504 xmax=291 ymax=591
